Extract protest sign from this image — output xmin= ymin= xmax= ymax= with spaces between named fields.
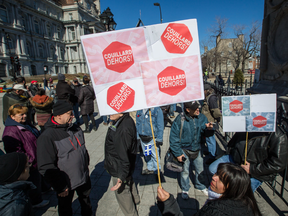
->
xmin=222 ymin=94 xmax=276 ymax=132
xmin=81 ymin=19 xmax=204 ymax=115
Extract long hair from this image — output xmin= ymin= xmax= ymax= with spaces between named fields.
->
xmin=216 ymin=163 xmax=261 ymax=216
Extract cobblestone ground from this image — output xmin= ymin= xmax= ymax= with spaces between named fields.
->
xmin=0 ymin=93 xmax=287 ymax=216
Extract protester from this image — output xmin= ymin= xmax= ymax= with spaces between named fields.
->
xmin=170 ymin=101 xmax=214 ymax=198
xmin=29 ymin=89 xmax=54 ymax=131
xmin=78 ymin=77 xmax=96 ymax=132
xmin=49 ymin=77 xmax=53 ymax=87
xmin=2 ymin=84 xmax=29 ymax=124
xmin=37 ymin=100 xmax=92 ymax=216
xmin=136 ymin=107 xmax=164 ymax=175
xmin=29 ymin=80 xmax=39 ymax=96
xmin=209 ymin=125 xmax=288 ymax=192
xmin=2 ymin=104 xmax=48 ymax=208
xmin=56 ymin=73 xmax=77 ymax=104
xmin=104 ymin=112 xmax=140 ymax=216
xmin=49 ymin=84 xmax=57 ymax=103
xmin=202 ymin=83 xmax=222 ymax=165
xmin=71 ymin=78 xmax=82 ymax=125
xmin=157 ymin=163 xmax=262 ymax=216
xmin=0 ymin=152 xmax=36 ymax=216
xmin=16 ymin=76 xmax=30 ymax=98
xmin=169 ymin=104 xmax=176 ymax=118
xmin=160 ymin=105 xmax=173 ymax=126
xmin=43 ymin=77 xmax=50 ymax=91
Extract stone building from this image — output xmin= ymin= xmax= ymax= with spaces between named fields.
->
xmin=0 ymin=0 xmax=106 ymax=77
xmin=202 ymin=35 xmax=259 ymax=75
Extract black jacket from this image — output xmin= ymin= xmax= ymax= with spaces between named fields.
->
xmin=104 ymin=113 xmax=137 ymax=182
xmin=37 ymin=116 xmax=90 ymax=193
xmin=56 ymin=80 xmax=76 ymax=103
xmin=0 ymin=181 xmax=35 ymax=216
xmin=29 ymin=84 xmax=38 ymax=96
xmin=158 ymin=195 xmax=254 ymax=216
xmin=78 ymin=85 xmax=95 ymax=115
xmin=229 ymin=125 xmax=288 ymax=182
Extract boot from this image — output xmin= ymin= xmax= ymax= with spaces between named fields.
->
xmin=93 ymin=125 xmax=97 ymax=131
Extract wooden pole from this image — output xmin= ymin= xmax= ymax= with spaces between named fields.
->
xmin=149 ymin=109 xmax=162 ymax=188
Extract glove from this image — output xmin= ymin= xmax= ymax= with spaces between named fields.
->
xmin=156 ymin=141 xmax=163 ymax=146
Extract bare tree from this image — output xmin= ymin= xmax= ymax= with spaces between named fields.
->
xmin=232 ymin=22 xmax=261 ymax=72
xmin=207 ymin=16 xmax=229 ymax=73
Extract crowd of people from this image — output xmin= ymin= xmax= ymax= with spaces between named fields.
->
xmin=0 ymin=73 xmax=287 ymax=216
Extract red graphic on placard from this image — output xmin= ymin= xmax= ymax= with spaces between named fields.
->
xmin=107 ymin=82 xmax=135 ymax=112
xmin=229 ymin=100 xmax=243 ymax=113
xmin=253 ymin=116 xmax=267 ymax=128
xmin=157 ymin=66 xmax=186 ymax=96
xmin=102 ymin=41 xmax=134 ymax=73
xmin=161 ymin=23 xmax=193 ymax=54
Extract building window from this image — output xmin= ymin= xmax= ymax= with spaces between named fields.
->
xmin=50 ymin=46 xmax=55 ymax=59
xmin=60 ymin=48 xmax=65 ymax=60
xmin=47 ymin=24 xmax=51 ymax=37
xmin=227 ymin=60 xmax=231 ymax=66
xmin=69 ymin=27 xmax=75 ymax=40
xmin=69 ymin=13 xmax=73 ymax=21
xmin=0 ymin=5 xmax=8 ymax=22
xmin=56 ymin=27 xmax=61 ymax=39
xmin=55 ymin=66 xmax=59 ymax=74
xmin=38 ymin=44 xmax=44 ymax=58
xmin=6 ymin=36 xmax=15 ymax=54
xmin=74 ymin=66 xmax=77 ymax=73
xmin=21 ymin=15 xmax=26 ymax=30
xmin=89 ymin=28 xmax=93 ymax=34
xmin=34 ymin=20 xmax=40 ymax=34
xmin=71 ymin=46 xmax=77 ymax=60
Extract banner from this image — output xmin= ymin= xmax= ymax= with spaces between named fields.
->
xmin=222 ymin=94 xmax=276 ymax=132
xmin=81 ymin=19 xmax=204 ymax=115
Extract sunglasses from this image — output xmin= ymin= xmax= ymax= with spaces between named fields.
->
xmin=12 ymin=104 xmax=25 ymax=109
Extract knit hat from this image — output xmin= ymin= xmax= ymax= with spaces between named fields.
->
xmin=53 ymin=100 xmax=73 ymax=116
xmin=184 ymin=101 xmax=199 ymax=110
xmin=204 ymin=84 xmax=211 ymax=90
xmin=58 ymin=73 xmax=65 ymax=81
xmin=0 ymin=152 xmax=27 ymax=184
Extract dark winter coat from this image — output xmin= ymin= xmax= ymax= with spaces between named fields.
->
xmin=37 ymin=117 xmax=90 ymax=193
xmin=78 ymin=84 xmax=95 ymax=115
xmin=2 ymin=117 xmax=40 ymax=171
xmin=71 ymin=83 xmax=82 ymax=98
xmin=158 ymin=194 xmax=254 ymax=216
xmin=104 ymin=113 xmax=138 ymax=182
xmin=2 ymin=91 xmax=29 ymax=123
xmin=0 ymin=181 xmax=35 ymax=216
xmin=29 ymin=95 xmax=54 ymax=114
xmin=29 ymin=84 xmax=38 ymax=96
xmin=56 ymin=80 xmax=76 ymax=104
xmin=228 ymin=125 xmax=288 ymax=182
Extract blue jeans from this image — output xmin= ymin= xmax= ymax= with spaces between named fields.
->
xmin=140 ymin=139 xmax=161 ymax=172
xmin=209 ymin=155 xmax=262 ymax=192
xmin=181 ymin=150 xmax=206 ymax=191
xmin=44 ymin=86 xmax=50 ymax=91
xmin=103 ymin=115 xmax=109 ymax=123
xmin=206 ymin=135 xmax=216 ymax=158
xmin=73 ymin=103 xmax=80 ymax=124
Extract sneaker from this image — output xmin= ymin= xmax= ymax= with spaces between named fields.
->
xmin=93 ymin=126 xmax=97 ymax=131
xmin=32 ymin=200 xmax=49 ymax=208
xmin=196 ymin=188 xmax=209 ymax=196
xmin=141 ymin=169 xmax=154 ymax=175
xmin=181 ymin=191 xmax=189 ymax=200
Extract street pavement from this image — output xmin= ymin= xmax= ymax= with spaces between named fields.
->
xmin=0 ymin=93 xmax=288 ymax=216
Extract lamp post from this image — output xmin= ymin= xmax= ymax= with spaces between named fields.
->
xmin=153 ymin=3 xmax=163 ymax=24
xmin=100 ymin=7 xmax=117 ymax=31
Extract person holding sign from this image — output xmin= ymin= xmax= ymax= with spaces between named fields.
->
xmin=104 ymin=113 xmax=140 ymax=216
xmin=202 ymin=84 xmax=222 ymax=165
xmin=136 ymin=107 xmax=164 ymax=175
xmin=157 ymin=163 xmax=261 ymax=216
xmin=209 ymin=125 xmax=288 ymax=192
xmin=169 ymin=101 xmax=214 ymax=199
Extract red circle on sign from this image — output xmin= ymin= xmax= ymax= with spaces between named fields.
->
xmin=161 ymin=23 xmax=193 ymax=54
xmin=107 ymin=82 xmax=135 ymax=113
xmin=229 ymin=100 xmax=243 ymax=113
xmin=253 ymin=116 xmax=267 ymax=128
xmin=102 ymin=41 xmax=134 ymax=73
xmin=157 ymin=66 xmax=186 ymax=96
